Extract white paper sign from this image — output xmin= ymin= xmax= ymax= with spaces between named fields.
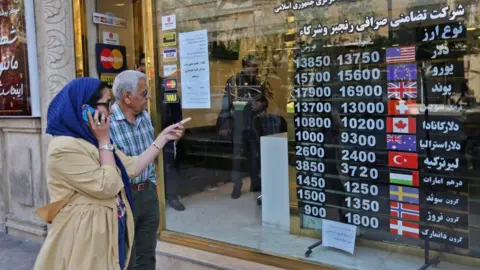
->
xmin=102 ymin=32 xmax=119 ymax=45
xmin=163 ymin=64 xmax=177 ymax=77
xmin=179 ymin=29 xmax=211 ymax=109
xmin=322 ymin=220 xmax=357 ymax=254
xmin=162 ymin=14 xmax=176 ymax=31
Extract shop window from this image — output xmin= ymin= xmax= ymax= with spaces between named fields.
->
xmin=155 ymin=0 xmax=480 ymax=268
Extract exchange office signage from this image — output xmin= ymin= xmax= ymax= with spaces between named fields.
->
xmin=292 ymin=2 xmax=472 ymax=252
xmin=0 ymin=2 xmax=31 ymax=116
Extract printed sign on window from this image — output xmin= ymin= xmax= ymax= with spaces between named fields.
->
xmin=162 ymin=14 xmax=176 ymax=31
xmin=163 ymin=48 xmax=177 ymax=62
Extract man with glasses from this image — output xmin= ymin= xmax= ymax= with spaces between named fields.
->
xmin=109 ymin=70 xmax=158 ymax=270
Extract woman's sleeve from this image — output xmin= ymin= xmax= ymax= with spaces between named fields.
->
xmin=115 ymin=148 xmax=140 ymax=179
xmin=49 ymin=144 xmax=124 ymax=199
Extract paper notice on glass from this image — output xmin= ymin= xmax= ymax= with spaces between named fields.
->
xmin=179 ymin=29 xmax=211 ymax=109
xmin=322 ymin=220 xmax=357 ymax=254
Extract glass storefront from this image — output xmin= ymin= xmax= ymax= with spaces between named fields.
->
xmin=152 ymin=0 xmax=480 ymax=268
xmin=82 ymin=0 xmax=480 ymax=268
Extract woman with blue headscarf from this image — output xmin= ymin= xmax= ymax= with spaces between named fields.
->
xmin=34 ymin=78 xmax=186 ymax=270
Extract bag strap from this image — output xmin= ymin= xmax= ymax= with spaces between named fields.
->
xmin=35 ymin=192 xmax=81 ymax=224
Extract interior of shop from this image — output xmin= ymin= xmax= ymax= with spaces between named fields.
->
xmin=89 ymin=0 xmax=480 ymax=268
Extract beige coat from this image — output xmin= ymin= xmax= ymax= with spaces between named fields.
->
xmin=34 ymin=136 xmax=140 ymax=270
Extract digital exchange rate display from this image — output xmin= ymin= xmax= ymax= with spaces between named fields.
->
xmin=292 ymin=5 xmax=471 ymax=249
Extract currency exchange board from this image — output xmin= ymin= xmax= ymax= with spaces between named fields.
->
xmin=290 ymin=2 xmax=474 ymax=252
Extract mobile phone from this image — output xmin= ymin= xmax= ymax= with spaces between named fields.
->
xmin=82 ymin=105 xmax=96 ymax=123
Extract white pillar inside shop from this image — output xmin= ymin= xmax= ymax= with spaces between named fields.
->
xmin=261 ymin=133 xmax=290 ymax=231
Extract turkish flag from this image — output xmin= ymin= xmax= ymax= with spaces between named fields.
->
xmin=387 ymin=117 xmax=416 ymax=134
xmin=388 ymin=152 xmax=418 ymax=169
xmin=388 ymin=100 xmax=418 ymax=115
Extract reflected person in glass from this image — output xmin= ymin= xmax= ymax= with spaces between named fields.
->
xmin=216 ymin=54 xmax=268 ymax=199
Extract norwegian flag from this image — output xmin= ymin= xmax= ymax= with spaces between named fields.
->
xmin=390 ymin=201 xmax=419 ymax=221
xmin=388 ymin=82 xmax=417 ymax=99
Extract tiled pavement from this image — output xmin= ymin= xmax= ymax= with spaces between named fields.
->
xmin=0 ymin=232 xmax=41 ymax=270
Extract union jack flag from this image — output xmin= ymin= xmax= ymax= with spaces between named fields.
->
xmin=387 ymin=134 xmax=402 ymax=144
xmin=388 ymin=82 xmax=417 ymax=99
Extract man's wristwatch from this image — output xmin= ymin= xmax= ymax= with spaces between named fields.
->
xmin=99 ymin=144 xmax=114 ymax=151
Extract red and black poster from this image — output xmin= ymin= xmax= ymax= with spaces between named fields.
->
xmin=0 ymin=0 xmax=30 ymax=116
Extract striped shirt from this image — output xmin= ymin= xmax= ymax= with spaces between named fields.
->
xmin=110 ymin=102 xmax=156 ymax=184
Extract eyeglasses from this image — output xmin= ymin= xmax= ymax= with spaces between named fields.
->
xmin=92 ymin=101 xmax=112 ymax=109
xmin=137 ymin=89 xmax=149 ymax=98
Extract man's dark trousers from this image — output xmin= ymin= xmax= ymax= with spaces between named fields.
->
xmin=128 ymin=182 xmax=159 ymax=270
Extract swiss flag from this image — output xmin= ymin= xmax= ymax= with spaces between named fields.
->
xmin=388 ymin=100 xmax=418 ymax=115
xmin=388 ymin=152 xmax=418 ymax=169
xmin=387 ymin=117 xmax=416 ymax=134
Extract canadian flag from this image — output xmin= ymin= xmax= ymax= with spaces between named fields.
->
xmin=387 ymin=117 xmax=416 ymax=134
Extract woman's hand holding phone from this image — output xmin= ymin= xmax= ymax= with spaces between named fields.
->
xmin=87 ymin=109 xmax=110 ymax=144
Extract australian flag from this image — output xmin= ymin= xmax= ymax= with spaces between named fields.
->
xmin=388 ymin=82 xmax=417 ymax=99
xmin=387 ymin=134 xmax=417 ymax=152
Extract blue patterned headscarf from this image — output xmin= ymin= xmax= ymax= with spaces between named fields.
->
xmin=46 ymin=77 xmax=134 ymax=207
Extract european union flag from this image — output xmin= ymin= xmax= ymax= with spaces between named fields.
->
xmin=387 ymin=64 xmax=417 ymax=81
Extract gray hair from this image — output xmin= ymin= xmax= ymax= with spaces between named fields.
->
xmin=112 ymin=70 xmax=147 ymax=100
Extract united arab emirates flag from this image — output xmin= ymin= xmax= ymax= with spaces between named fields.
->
xmin=389 ymin=171 xmax=419 ymax=187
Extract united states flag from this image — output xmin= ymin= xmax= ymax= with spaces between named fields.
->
xmin=386 ymin=46 xmax=416 ymax=63
xmin=388 ymin=82 xmax=417 ymax=99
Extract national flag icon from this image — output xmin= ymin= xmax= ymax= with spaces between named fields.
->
xmin=388 ymin=151 xmax=418 ymax=169
xmin=389 ymin=171 xmax=419 ymax=186
xmin=390 ymin=201 xmax=420 ymax=221
xmin=390 ymin=219 xmax=419 ymax=239
xmin=387 ymin=134 xmax=416 ymax=152
xmin=389 ymin=185 xmax=419 ymax=204
xmin=387 ymin=117 xmax=416 ymax=134
xmin=388 ymin=100 xmax=418 ymax=115
xmin=387 ymin=64 xmax=417 ymax=81
xmin=386 ymin=46 xmax=416 ymax=63
xmin=388 ymin=82 xmax=417 ymax=99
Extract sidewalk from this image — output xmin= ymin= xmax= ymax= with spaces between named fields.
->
xmin=0 ymin=232 xmax=41 ymax=270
